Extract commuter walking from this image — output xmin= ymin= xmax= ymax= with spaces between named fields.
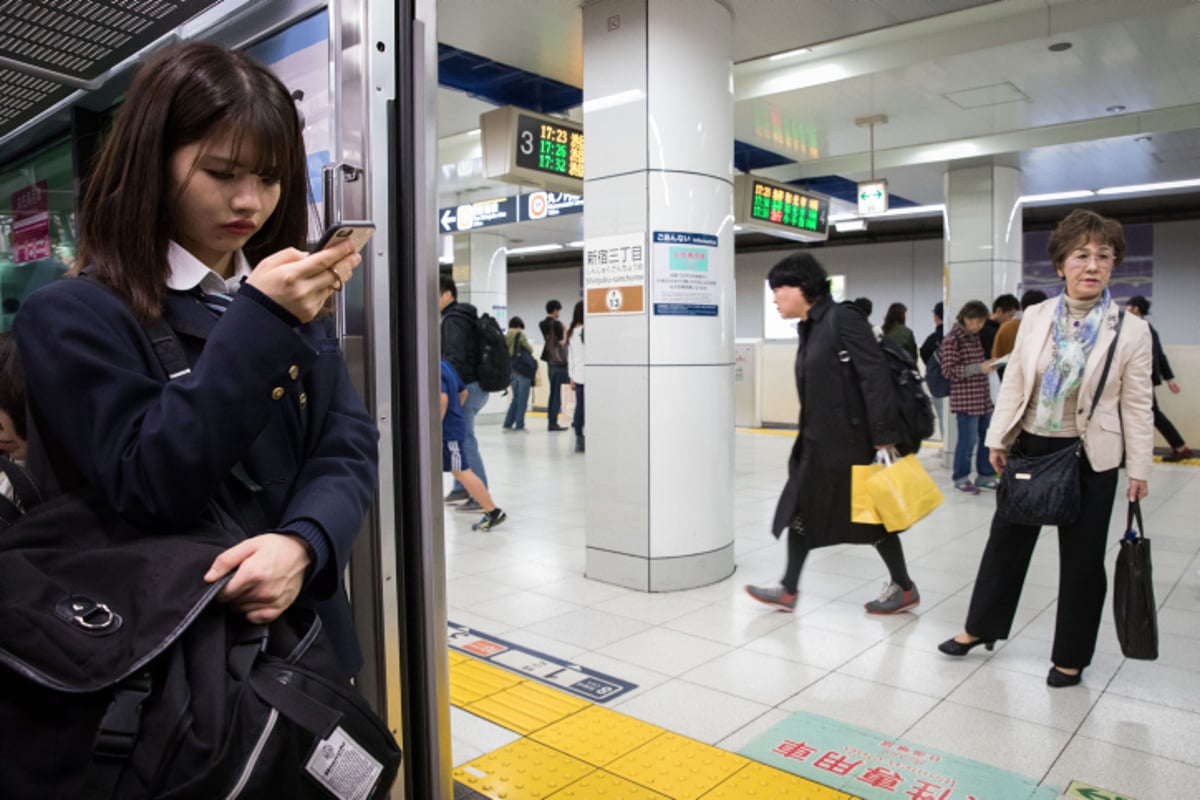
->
xmin=1126 ymin=295 xmax=1192 ymax=462
xmin=882 ymin=302 xmax=918 ymax=362
xmin=539 ymin=299 xmax=570 ymax=431
xmin=919 ymin=301 xmax=946 ymax=438
xmin=567 ymin=300 xmax=585 ymax=452
xmin=12 ymin=41 xmax=378 ymax=677
xmin=941 ymin=301 xmax=999 ymax=494
xmin=503 ymin=316 xmax=534 ymax=432
xmin=440 ymin=275 xmax=489 ymax=509
xmin=441 ymin=360 xmax=505 ymax=531
xmin=939 ymin=209 xmax=1154 ymax=689
xmin=746 ymin=253 xmax=919 ymax=615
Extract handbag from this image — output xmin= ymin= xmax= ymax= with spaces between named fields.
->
xmin=1113 ymin=500 xmax=1158 ymax=660
xmin=511 ymin=333 xmax=538 ymax=379
xmin=996 ymin=311 xmax=1124 ymax=527
xmin=850 ymin=459 xmax=885 ymax=525
xmin=862 ymin=450 xmax=944 ymax=532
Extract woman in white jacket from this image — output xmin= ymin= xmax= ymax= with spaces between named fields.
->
xmin=938 ymin=209 xmax=1153 ymax=688
xmin=567 ymin=300 xmax=585 ymax=453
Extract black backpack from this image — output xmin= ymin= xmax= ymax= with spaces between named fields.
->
xmin=878 ymin=335 xmax=936 ymax=455
xmin=475 ymin=312 xmax=512 ymax=392
xmin=924 ymin=347 xmax=951 ymax=398
xmin=0 ymin=317 xmax=401 ymax=799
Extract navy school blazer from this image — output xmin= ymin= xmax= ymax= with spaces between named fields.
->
xmin=14 ymin=276 xmax=379 ymax=675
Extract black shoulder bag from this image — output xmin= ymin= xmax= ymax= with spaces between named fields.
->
xmin=996 ymin=311 xmax=1124 ymax=527
xmin=0 ymin=315 xmax=400 ymax=799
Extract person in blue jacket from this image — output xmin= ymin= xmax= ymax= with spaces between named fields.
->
xmin=13 ymin=41 xmax=377 ymax=676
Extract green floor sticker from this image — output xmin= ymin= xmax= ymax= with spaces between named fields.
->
xmin=1064 ymin=780 xmax=1135 ymax=800
xmin=741 ymin=711 xmax=1061 ymax=800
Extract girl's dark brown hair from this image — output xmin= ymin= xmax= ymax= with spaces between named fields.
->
xmin=0 ymin=332 xmax=26 ymax=440
xmin=1047 ymin=209 xmax=1126 ymax=273
xmin=76 ymin=41 xmax=310 ymax=320
xmin=956 ymin=300 xmax=989 ymax=324
xmin=882 ymin=302 xmax=907 ymax=333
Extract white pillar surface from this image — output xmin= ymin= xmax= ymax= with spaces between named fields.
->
xmin=582 ymin=0 xmax=736 ymax=591
xmin=455 ymin=232 xmax=508 ymax=417
xmin=942 ymin=162 xmax=1022 ymax=466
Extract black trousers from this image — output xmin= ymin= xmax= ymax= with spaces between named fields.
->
xmin=965 ymin=433 xmax=1119 ymax=669
xmin=1152 ymin=390 xmax=1186 ymax=449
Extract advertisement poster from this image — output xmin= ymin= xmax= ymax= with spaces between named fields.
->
xmin=11 ymin=180 xmax=50 ymax=264
xmin=652 ymin=230 xmax=720 ymax=316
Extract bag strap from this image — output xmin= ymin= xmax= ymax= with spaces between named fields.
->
xmin=1125 ymin=499 xmax=1145 ymax=540
xmin=0 ymin=454 xmax=42 ymax=512
xmin=1082 ymin=310 xmax=1125 ymax=433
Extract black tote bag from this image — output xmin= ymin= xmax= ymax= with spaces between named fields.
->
xmin=1113 ymin=500 xmax=1158 ymax=660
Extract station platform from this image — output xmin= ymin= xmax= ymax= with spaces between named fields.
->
xmin=446 ymin=420 xmax=1200 ymax=799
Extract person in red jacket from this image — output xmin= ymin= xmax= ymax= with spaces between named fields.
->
xmin=940 ymin=301 xmax=1001 ymax=494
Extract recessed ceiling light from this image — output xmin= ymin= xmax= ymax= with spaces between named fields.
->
xmin=1048 ymin=42 xmax=1072 ymax=52
xmin=1106 ymin=105 xmax=1126 ymax=113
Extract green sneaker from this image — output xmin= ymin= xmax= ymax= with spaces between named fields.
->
xmin=472 ymin=508 xmax=506 ymax=531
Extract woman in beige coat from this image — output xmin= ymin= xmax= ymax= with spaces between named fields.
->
xmin=938 ymin=209 xmax=1154 ymax=688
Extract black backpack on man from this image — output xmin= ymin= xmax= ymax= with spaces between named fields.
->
xmin=474 ymin=312 xmax=512 ymax=392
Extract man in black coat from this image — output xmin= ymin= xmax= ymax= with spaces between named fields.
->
xmin=440 ymin=275 xmax=490 ymax=507
xmin=1127 ymin=296 xmax=1191 ymax=462
xmin=538 ymin=299 xmax=570 ymax=431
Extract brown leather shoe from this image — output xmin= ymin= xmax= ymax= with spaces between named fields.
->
xmin=1162 ymin=447 xmax=1193 ymax=463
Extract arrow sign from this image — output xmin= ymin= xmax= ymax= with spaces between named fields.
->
xmin=1065 ymin=779 xmax=1135 ymax=800
xmin=439 ymin=208 xmax=456 ymax=231
xmin=856 ymin=179 xmax=888 ymax=215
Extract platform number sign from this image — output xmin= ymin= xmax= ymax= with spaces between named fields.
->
xmin=515 ymin=114 xmax=584 ymax=181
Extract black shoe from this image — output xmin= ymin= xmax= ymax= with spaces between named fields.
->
xmin=443 ymin=488 xmax=469 ymax=505
xmin=548 ymin=425 xmax=568 ymax=431
xmin=1047 ymin=666 xmax=1082 ymax=688
xmin=937 ymin=636 xmax=997 ymax=657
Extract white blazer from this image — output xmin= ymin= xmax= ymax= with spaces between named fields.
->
xmin=568 ymin=327 xmax=585 ymax=384
xmin=984 ymin=297 xmax=1154 ymax=480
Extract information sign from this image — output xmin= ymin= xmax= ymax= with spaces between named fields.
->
xmin=584 ymin=233 xmax=646 ymax=315
xmin=734 ymin=174 xmax=830 ymax=242
xmin=652 ymin=231 xmax=721 ymax=316
xmin=857 ymin=178 xmax=889 ymax=215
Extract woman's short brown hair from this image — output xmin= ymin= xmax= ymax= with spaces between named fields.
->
xmin=1047 ymin=209 xmax=1126 ymax=272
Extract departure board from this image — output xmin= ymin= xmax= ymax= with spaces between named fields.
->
xmin=481 ymin=106 xmax=584 ymax=194
xmin=733 ymin=174 xmax=830 ymax=242
xmin=514 ymin=114 xmax=584 ymax=181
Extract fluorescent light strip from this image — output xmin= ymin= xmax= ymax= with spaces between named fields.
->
xmin=1096 ymin=178 xmax=1200 ymax=195
xmin=768 ymin=47 xmax=812 ymax=61
xmin=1019 ymin=190 xmax=1096 ymax=203
xmin=829 ymin=204 xmax=945 ymax=223
xmin=506 ymin=243 xmax=564 ymax=255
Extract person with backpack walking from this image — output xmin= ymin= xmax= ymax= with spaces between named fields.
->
xmin=503 ymin=316 xmax=535 ymax=432
xmin=567 ymin=300 xmax=586 ymax=452
xmin=745 ymin=252 xmax=920 ymax=616
xmin=440 ymin=275 xmax=490 ymax=509
xmin=539 ymin=299 xmax=570 ymax=431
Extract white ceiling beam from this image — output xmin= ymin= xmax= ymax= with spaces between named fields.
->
xmin=756 ymin=103 xmax=1200 ymax=181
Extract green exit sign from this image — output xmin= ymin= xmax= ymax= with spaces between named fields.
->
xmin=857 ymin=179 xmax=889 ymax=215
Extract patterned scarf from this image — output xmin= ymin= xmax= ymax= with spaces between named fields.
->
xmin=1034 ymin=288 xmax=1110 ymax=431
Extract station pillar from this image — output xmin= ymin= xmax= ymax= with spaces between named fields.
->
xmin=454 ymin=232 xmax=508 ymax=323
xmin=580 ymin=0 xmax=736 ymax=591
xmin=942 ymin=161 xmax=1022 ymax=465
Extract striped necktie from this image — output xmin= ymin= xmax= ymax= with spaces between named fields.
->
xmin=198 ymin=288 xmax=234 ymax=317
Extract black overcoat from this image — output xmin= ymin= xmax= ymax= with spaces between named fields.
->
xmin=771 ymin=297 xmax=901 ymax=545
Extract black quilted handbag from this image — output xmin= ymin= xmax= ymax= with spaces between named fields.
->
xmin=995 ymin=440 xmax=1082 ymax=526
xmin=996 ymin=311 xmax=1124 ymax=528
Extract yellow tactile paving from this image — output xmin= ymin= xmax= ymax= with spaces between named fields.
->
xmin=465 ymin=680 xmax=591 ymax=735
xmin=449 ymin=650 xmax=470 ymax=666
xmin=453 ymin=739 xmax=594 ymax=800
xmin=547 ymin=769 xmax=672 ymax=798
xmin=449 ymin=658 xmax=525 ymax=706
xmin=699 ymin=762 xmax=860 ymax=799
xmin=532 ymin=705 xmax=667 ymax=766
xmin=606 ymin=731 xmax=751 ymax=800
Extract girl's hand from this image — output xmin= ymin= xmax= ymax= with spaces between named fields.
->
xmin=246 ymin=242 xmax=361 ymax=322
xmin=204 ymin=533 xmax=313 ymax=623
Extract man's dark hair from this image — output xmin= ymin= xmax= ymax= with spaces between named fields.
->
xmin=992 ymin=294 xmax=1020 ymax=313
xmin=508 ymin=315 xmax=525 ymax=329
xmin=852 ymin=296 xmax=873 ymax=316
xmin=932 ymin=301 xmax=943 ymax=320
xmin=1127 ymin=295 xmax=1150 ymax=316
xmin=439 ymin=275 xmax=457 ymax=299
xmin=767 ymin=252 xmax=830 ymax=302
xmin=1019 ymin=290 xmax=1048 ymax=310
xmin=545 ymin=299 xmax=562 ymax=314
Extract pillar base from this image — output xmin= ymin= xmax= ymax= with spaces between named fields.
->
xmin=585 ymin=543 xmax=735 ymax=592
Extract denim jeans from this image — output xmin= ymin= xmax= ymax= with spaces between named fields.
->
xmin=546 ymin=363 xmax=570 ymax=427
xmin=452 ymin=381 xmax=488 ymax=491
xmin=953 ymin=411 xmax=995 ymax=483
xmin=504 ymin=373 xmax=532 ymax=430
xmin=571 ymin=383 xmax=585 ymax=436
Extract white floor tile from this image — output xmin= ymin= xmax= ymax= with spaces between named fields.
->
xmin=593 ymin=627 xmax=732 ymax=676
xmin=903 ymin=701 xmax=1071 ymax=779
xmin=1043 ymin=735 xmax=1200 ymax=800
xmin=779 ymin=672 xmax=941 ymax=737
xmin=611 ymin=679 xmax=772 ymax=745
xmin=681 ymin=648 xmax=827 ymax=706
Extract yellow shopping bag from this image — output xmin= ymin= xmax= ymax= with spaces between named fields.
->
xmin=850 ymin=461 xmax=885 ymax=525
xmin=864 ymin=452 xmax=944 ymax=532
